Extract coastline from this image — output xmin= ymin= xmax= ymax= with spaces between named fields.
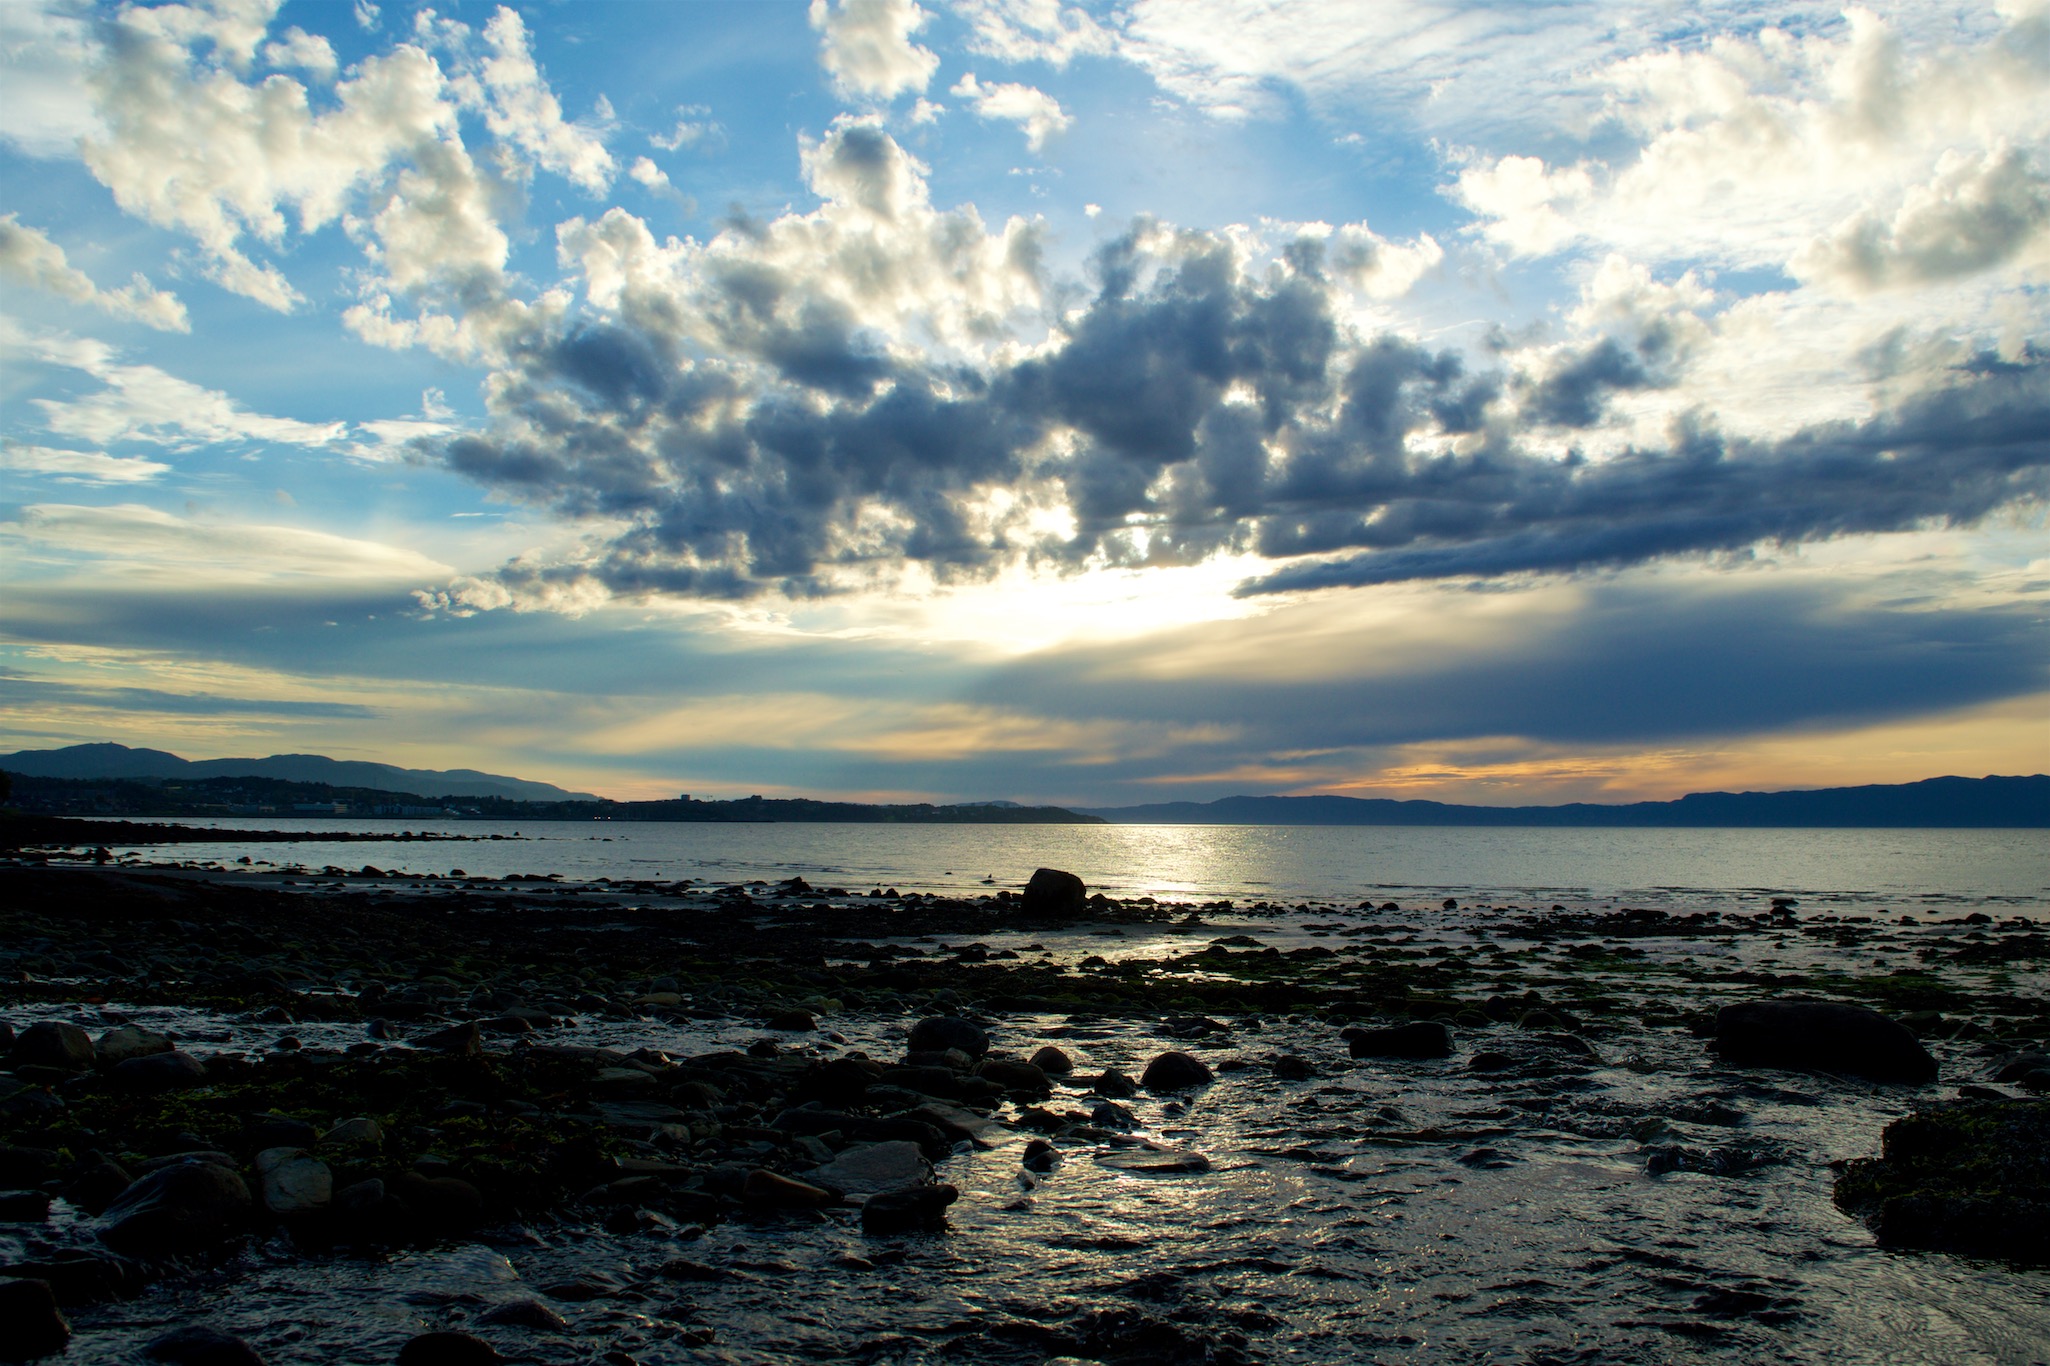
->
xmin=1 ymin=843 xmax=2045 ymax=1363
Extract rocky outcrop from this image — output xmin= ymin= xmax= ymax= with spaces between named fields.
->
xmin=1834 ymin=1098 xmax=2049 ymax=1263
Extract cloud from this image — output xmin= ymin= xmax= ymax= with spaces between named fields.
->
xmin=955 ymin=0 xmax=1112 ymax=68
xmin=1 ymin=443 xmax=170 ymax=485
xmin=1240 ymin=358 xmax=2050 ymax=594
xmin=393 ymin=122 xmax=2048 ymax=607
xmin=1797 ymin=143 xmax=2050 ymax=291
xmin=950 ymin=73 xmax=1071 ymax=151
xmin=476 ymin=7 xmax=614 ymax=192
xmin=0 ymin=0 xmax=101 ymax=155
xmin=1449 ymin=7 xmax=2050 ymax=281
xmin=262 ymin=25 xmax=337 ymax=81
xmin=14 ymin=330 xmax=347 ymax=451
xmin=0 ymin=215 xmax=189 ymax=330
xmin=650 ymin=106 xmax=725 ymax=153
xmin=979 ymin=576 xmax=2050 ymax=761
xmin=0 ymin=675 xmax=379 ymax=720
xmin=3 ymin=503 xmax=454 ymax=585
xmin=809 ymin=0 xmax=939 ymax=101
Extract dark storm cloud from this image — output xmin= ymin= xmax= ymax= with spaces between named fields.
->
xmin=429 ymin=201 xmax=2050 ymax=600
xmin=1241 ymin=360 xmax=2050 ymax=594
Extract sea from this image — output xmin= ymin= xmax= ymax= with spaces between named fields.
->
xmin=128 ymin=818 xmax=2050 ymax=914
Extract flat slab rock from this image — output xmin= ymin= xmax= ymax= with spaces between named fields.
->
xmin=807 ymin=1140 xmax=931 ymax=1197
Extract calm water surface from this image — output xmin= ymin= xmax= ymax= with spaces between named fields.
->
xmin=143 ymin=820 xmax=2050 ymax=911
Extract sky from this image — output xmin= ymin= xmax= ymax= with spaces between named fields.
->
xmin=1 ymin=0 xmax=2046 ymax=806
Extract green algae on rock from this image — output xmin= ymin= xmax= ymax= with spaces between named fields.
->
xmin=1833 ymin=1098 xmax=2050 ymax=1263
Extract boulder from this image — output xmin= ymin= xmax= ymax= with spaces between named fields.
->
xmin=95 ymin=1026 xmax=174 ymax=1067
xmin=1343 ymin=1021 xmax=1454 ymax=1060
xmin=1029 ymin=1045 xmax=1074 ymax=1074
xmin=0 ymin=1190 xmax=51 ymax=1222
xmin=97 ymin=1162 xmax=251 ymax=1259
xmin=142 ymin=1326 xmax=266 ymax=1365
xmin=7 ymin=1022 xmax=94 ymax=1072
xmin=110 ymin=1051 xmax=208 ymax=1093
xmin=1713 ymin=999 xmax=1936 ymax=1083
xmin=0 ymin=1277 xmax=68 ymax=1360
xmin=908 ymin=1016 xmax=989 ymax=1059
xmin=255 ymin=1148 xmax=332 ymax=1216
xmin=1022 ymin=867 xmax=1087 ymax=918
xmin=1141 ymin=1051 xmax=1214 ymax=1091
xmin=765 ymin=1009 xmax=816 ymax=1031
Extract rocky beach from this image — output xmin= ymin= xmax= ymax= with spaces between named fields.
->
xmin=1 ymin=830 xmax=2045 ymax=1365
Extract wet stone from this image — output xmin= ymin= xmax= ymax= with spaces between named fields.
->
xmin=397 ymin=1333 xmax=503 ymax=1366
xmin=142 ymin=1325 xmax=267 ymax=1365
xmin=1142 ymin=1051 xmax=1215 ymax=1091
xmin=8 ymin=1021 xmax=94 ymax=1072
xmin=97 ymin=1162 xmax=252 ymax=1259
xmin=1344 ymin=1021 xmax=1455 ymax=1060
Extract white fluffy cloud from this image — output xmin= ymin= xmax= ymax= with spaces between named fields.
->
xmin=949 ymin=73 xmax=1071 ymax=151
xmin=0 ymin=216 xmax=189 ymax=331
xmin=809 ymin=0 xmax=940 ymax=100
xmin=476 ymin=8 xmax=614 ymax=192
xmin=1451 ymin=7 xmax=2050 ymax=285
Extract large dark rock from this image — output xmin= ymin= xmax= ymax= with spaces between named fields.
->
xmin=1713 ymin=999 xmax=1936 ymax=1083
xmin=1021 ymin=867 xmax=1087 ymax=918
xmin=0 ymin=1278 xmax=69 ymax=1360
xmin=7 ymin=1022 xmax=94 ymax=1072
xmin=143 ymin=1326 xmax=266 ymax=1365
xmin=908 ymin=1016 xmax=989 ymax=1059
xmin=110 ymin=1051 xmax=208 ymax=1093
xmin=1834 ymin=1098 xmax=2049 ymax=1263
xmin=1140 ymin=1051 xmax=1213 ymax=1091
xmin=97 ymin=1162 xmax=251 ymax=1259
xmin=1344 ymin=1021 xmax=1455 ymax=1060
xmin=976 ymin=1058 xmax=1051 ymax=1093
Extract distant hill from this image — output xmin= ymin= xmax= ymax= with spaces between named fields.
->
xmin=1081 ymin=775 xmax=2050 ymax=828
xmin=0 ymin=743 xmax=599 ymax=804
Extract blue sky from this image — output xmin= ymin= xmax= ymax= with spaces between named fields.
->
xmin=2 ymin=0 xmax=2046 ymax=803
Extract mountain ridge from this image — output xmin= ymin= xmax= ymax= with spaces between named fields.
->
xmin=1079 ymin=774 xmax=2050 ymax=827
xmin=0 ymin=742 xmax=600 ymax=804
